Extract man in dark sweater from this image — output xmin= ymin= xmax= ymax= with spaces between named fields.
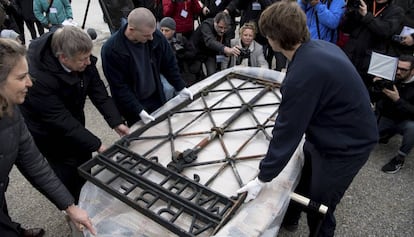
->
xmin=372 ymin=54 xmax=414 ymax=173
xmin=101 ymin=7 xmax=192 ymax=126
xmin=237 ymin=2 xmax=378 ymax=237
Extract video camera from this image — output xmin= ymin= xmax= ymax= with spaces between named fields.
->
xmin=373 ymin=79 xmax=394 ymax=92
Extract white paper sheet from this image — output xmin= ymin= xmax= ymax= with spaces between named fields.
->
xmin=368 ymin=52 xmax=398 ymax=81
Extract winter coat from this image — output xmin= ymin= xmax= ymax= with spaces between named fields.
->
xmin=20 ymin=31 xmax=123 ymax=163
xmin=15 ymin=0 xmax=37 ymax=22
xmin=163 ymin=0 xmax=201 ymax=34
xmin=375 ymin=80 xmax=414 ymax=122
xmin=0 ymin=107 xmax=74 ymax=234
xmin=222 ymin=38 xmax=268 ymax=69
xmin=132 ymin=0 xmax=163 ymax=21
xmin=342 ymin=2 xmax=404 ymax=80
xmin=298 ymin=0 xmax=346 ymax=43
xmin=33 ymin=0 xmax=72 ymax=26
xmin=191 ymin=17 xmax=232 ymax=58
xmin=200 ymin=0 xmax=234 ymax=20
xmin=390 ymin=0 xmax=414 ymax=55
xmin=226 ymin=0 xmax=277 ymax=45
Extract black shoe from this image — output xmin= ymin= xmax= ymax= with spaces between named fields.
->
xmin=281 ymin=220 xmax=299 ymax=232
xmin=21 ymin=228 xmax=45 ymax=237
xmin=382 ymin=156 xmax=404 ymax=174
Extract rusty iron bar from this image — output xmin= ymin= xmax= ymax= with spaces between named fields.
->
xmin=168 ymin=85 xmax=274 ymax=173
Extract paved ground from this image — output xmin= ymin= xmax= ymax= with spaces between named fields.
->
xmin=5 ymin=1 xmax=414 ymax=236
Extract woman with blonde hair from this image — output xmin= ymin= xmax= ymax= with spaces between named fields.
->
xmin=222 ymin=22 xmax=268 ymax=69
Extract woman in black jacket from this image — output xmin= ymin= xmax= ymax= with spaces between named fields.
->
xmin=0 ymin=38 xmax=95 ymax=236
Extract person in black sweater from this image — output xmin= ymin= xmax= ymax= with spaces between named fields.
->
xmin=101 ymin=8 xmax=192 ymax=126
xmin=237 ymin=2 xmax=378 ymax=237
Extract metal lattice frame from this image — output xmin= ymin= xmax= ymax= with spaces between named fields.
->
xmin=79 ymin=72 xmax=282 ymax=236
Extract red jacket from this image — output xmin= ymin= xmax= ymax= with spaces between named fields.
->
xmin=163 ymin=0 xmax=202 ymax=34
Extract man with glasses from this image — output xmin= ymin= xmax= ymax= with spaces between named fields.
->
xmin=191 ymin=11 xmax=240 ymax=77
xmin=101 ymin=7 xmax=193 ymax=126
xmin=372 ymin=54 xmax=414 ymax=173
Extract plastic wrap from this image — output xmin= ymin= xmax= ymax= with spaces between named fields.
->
xmin=78 ymin=67 xmax=304 ymax=237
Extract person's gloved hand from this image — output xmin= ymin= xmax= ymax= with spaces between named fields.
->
xmin=139 ymin=110 xmax=155 ymax=124
xmin=236 ymin=177 xmax=265 ymax=203
xmin=179 ymin=87 xmax=193 ymax=100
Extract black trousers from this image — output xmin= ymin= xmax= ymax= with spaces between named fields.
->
xmin=283 ymin=141 xmax=372 ymax=237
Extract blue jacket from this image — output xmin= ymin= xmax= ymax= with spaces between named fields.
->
xmin=258 ymin=40 xmax=378 ymax=182
xmin=298 ymin=0 xmax=345 ymax=43
xmin=101 ymin=23 xmax=186 ymax=126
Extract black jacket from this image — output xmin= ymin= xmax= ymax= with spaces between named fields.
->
xmin=342 ymin=2 xmax=404 ymax=80
xmin=374 ymin=80 xmax=414 ymax=122
xmin=390 ymin=0 xmax=414 ymax=55
xmin=200 ymin=0 xmax=234 ymax=20
xmin=191 ymin=18 xmax=232 ymax=58
xmin=20 ymin=31 xmax=123 ymax=163
xmin=0 ymin=108 xmax=74 ymax=234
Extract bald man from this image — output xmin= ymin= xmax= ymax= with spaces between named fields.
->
xmin=101 ymin=7 xmax=193 ymax=126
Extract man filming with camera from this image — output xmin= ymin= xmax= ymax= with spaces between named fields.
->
xmin=372 ymin=54 xmax=414 ymax=173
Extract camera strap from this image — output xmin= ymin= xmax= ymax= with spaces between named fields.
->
xmin=46 ymin=0 xmax=55 ymax=14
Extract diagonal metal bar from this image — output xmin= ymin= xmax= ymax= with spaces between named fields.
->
xmin=168 ymin=84 xmax=275 ymax=173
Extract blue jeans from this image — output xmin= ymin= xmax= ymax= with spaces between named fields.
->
xmin=378 ymin=116 xmax=414 ymax=156
xmin=160 ymin=74 xmax=176 ymax=101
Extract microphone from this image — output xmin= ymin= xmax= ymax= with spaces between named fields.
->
xmin=87 ymin=28 xmax=97 ymax=40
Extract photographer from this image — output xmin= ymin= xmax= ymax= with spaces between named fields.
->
xmin=298 ymin=0 xmax=346 ymax=43
xmin=341 ymin=0 xmax=404 ymax=90
xmin=372 ymin=55 xmax=414 ymax=174
xmin=222 ymin=22 xmax=268 ymax=69
xmin=191 ymin=12 xmax=239 ymax=77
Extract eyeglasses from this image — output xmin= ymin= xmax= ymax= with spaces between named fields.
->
xmin=397 ymin=67 xmax=410 ymax=73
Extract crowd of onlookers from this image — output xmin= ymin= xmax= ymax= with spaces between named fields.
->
xmin=151 ymin=0 xmax=414 ymax=175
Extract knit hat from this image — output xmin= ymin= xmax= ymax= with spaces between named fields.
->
xmin=160 ymin=17 xmax=176 ymax=30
